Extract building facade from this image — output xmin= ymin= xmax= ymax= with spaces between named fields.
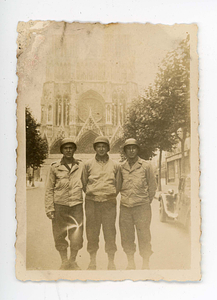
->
xmin=165 ymin=136 xmax=190 ymax=186
xmin=40 ymin=33 xmax=138 ymax=154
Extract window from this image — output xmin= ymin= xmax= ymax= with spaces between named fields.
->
xmin=63 ymin=98 xmax=69 ymax=126
xmin=112 ymin=91 xmax=118 ymax=126
xmin=55 ymin=96 xmax=61 ymax=125
xmin=48 ymin=105 xmax=52 ymax=123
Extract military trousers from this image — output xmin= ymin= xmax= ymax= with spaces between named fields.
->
xmin=85 ymin=200 xmax=117 ymax=256
xmin=52 ymin=203 xmax=83 ymax=253
xmin=119 ymin=203 xmax=153 ymax=259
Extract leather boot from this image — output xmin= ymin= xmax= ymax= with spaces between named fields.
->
xmin=127 ymin=254 xmax=136 ymax=270
xmin=59 ymin=249 xmax=69 ymax=270
xmin=68 ymin=249 xmax=80 ymax=270
xmin=126 ymin=254 xmax=136 ymax=270
xmin=87 ymin=252 xmax=97 ymax=270
xmin=107 ymin=253 xmax=116 ymax=270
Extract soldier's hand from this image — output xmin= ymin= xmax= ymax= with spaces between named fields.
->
xmin=46 ymin=211 xmax=55 ymax=219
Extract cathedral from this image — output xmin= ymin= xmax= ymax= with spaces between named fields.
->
xmin=40 ymin=32 xmax=138 ymax=154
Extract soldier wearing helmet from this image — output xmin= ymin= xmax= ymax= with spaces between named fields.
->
xmin=119 ymin=138 xmax=157 ymax=270
xmin=45 ymin=138 xmax=83 ymax=270
xmin=82 ymin=136 xmax=121 ymax=270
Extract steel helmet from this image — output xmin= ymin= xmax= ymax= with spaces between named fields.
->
xmin=93 ymin=136 xmax=110 ymax=151
xmin=60 ymin=138 xmax=77 ymax=153
xmin=123 ymin=138 xmax=140 ymax=151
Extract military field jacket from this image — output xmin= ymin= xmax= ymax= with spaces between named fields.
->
xmin=45 ymin=158 xmax=83 ymax=213
xmin=82 ymin=156 xmax=121 ymax=202
xmin=120 ymin=157 xmax=157 ymax=207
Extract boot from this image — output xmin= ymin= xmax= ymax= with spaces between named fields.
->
xmin=142 ymin=257 xmax=150 ymax=270
xmin=126 ymin=254 xmax=136 ymax=270
xmin=87 ymin=252 xmax=97 ymax=270
xmin=59 ymin=249 xmax=69 ymax=270
xmin=107 ymin=253 xmax=116 ymax=270
xmin=68 ymin=249 xmax=80 ymax=270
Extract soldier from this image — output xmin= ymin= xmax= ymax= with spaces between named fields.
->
xmin=82 ymin=136 xmax=121 ymax=270
xmin=119 ymin=138 xmax=157 ymax=270
xmin=45 ymin=138 xmax=83 ymax=270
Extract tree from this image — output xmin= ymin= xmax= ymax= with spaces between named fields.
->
xmin=123 ymin=35 xmax=190 ymax=189
xmin=123 ymin=96 xmax=157 ymax=160
xmin=145 ymin=87 xmax=178 ymax=190
xmin=26 ymin=107 xmax=48 ymax=186
xmin=155 ymin=35 xmax=190 ymax=177
xmin=124 ymin=88 xmax=177 ymax=190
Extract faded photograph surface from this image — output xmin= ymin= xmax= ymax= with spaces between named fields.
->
xmin=16 ymin=22 xmax=200 ymax=281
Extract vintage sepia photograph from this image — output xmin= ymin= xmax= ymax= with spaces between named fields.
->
xmin=16 ymin=21 xmax=200 ymax=281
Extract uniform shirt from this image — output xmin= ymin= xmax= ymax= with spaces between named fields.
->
xmin=45 ymin=157 xmax=83 ymax=213
xmin=120 ymin=157 xmax=157 ymax=207
xmin=82 ymin=155 xmax=121 ymax=202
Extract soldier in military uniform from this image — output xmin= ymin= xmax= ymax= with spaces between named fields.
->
xmin=119 ymin=138 xmax=157 ymax=270
xmin=82 ymin=136 xmax=121 ymax=270
xmin=45 ymin=138 xmax=84 ymax=270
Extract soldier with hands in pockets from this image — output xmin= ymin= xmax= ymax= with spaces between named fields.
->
xmin=82 ymin=136 xmax=121 ymax=270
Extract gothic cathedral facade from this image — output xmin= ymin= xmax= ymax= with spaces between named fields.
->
xmin=40 ymin=32 xmax=138 ymax=154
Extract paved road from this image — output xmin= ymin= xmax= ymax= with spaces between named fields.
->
xmin=26 ymin=184 xmax=191 ymax=270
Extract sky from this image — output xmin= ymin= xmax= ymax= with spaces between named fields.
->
xmin=18 ymin=21 xmax=190 ymax=122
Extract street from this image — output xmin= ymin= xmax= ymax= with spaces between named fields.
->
xmin=26 ymin=184 xmax=191 ymax=270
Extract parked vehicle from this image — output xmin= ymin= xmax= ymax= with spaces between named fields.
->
xmin=158 ymin=176 xmax=191 ymax=229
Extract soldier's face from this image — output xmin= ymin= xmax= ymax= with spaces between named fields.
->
xmin=95 ymin=143 xmax=109 ymax=157
xmin=62 ymin=143 xmax=76 ymax=158
xmin=125 ymin=145 xmax=139 ymax=159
